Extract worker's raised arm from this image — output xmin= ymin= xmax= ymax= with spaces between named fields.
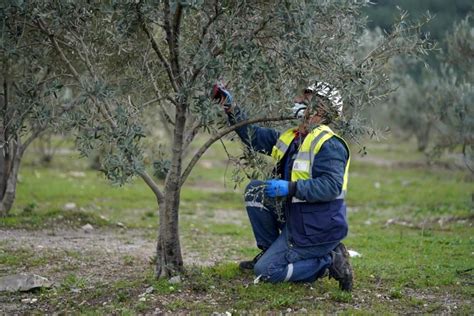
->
xmin=212 ymin=83 xmax=279 ymax=155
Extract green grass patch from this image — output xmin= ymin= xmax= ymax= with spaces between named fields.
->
xmin=350 ymin=224 xmax=473 ymax=289
xmin=209 ymin=262 xmax=241 ymax=279
xmin=61 ymin=273 xmax=88 ymax=290
xmin=330 ymin=289 xmax=353 ymax=303
xmin=0 ymin=246 xmax=83 ymax=271
xmin=206 ymin=223 xmax=247 ymax=236
xmin=0 ymin=247 xmax=49 ymax=267
xmin=347 ymin=161 xmax=472 ymax=214
xmin=152 ymin=277 xmax=182 ymax=294
xmin=0 ymin=209 xmax=109 ymax=229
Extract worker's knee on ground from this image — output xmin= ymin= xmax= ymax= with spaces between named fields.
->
xmin=254 ymin=261 xmax=287 ymax=283
xmin=244 ymin=179 xmax=265 ymax=202
xmin=253 ymin=259 xmax=265 ymax=277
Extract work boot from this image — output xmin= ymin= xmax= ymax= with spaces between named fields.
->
xmin=328 ymin=243 xmax=353 ymax=292
xmin=239 ymin=250 xmax=266 ymax=270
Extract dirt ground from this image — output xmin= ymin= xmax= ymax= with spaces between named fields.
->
xmin=1 ymin=226 xmax=471 ymax=314
xmin=0 ymin=227 xmax=228 ymax=313
xmin=0 ymin=226 xmax=228 ymax=277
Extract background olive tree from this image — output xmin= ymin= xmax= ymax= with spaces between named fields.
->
xmin=0 ymin=3 xmax=78 ymax=216
xmin=16 ymin=0 xmax=433 ymax=277
xmin=361 ymin=1 xmax=473 ymax=169
xmin=388 ymin=16 xmax=473 ymax=170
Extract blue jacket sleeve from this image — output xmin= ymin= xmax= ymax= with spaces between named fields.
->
xmin=293 ymin=137 xmax=348 ymax=202
xmin=227 ymin=105 xmax=280 ymax=155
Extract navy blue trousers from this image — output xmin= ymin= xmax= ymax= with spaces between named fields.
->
xmin=244 ymin=180 xmax=338 ymax=283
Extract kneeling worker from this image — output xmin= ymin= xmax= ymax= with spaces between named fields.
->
xmin=212 ymin=81 xmax=353 ymax=291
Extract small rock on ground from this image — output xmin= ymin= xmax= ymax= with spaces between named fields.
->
xmin=168 ymin=276 xmax=181 ymax=284
xmin=81 ymin=224 xmax=94 ymax=233
xmin=0 ymin=274 xmax=52 ymax=292
xmin=63 ymin=202 xmax=77 ymax=211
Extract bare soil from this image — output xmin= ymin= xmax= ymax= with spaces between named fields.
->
xmin=1 ymin=224 xmax=471 ymax=314
xmin=0 ymin=226 xmax=237 ymax=314
xmin=0 ymin=228 xmax=153 ymax=280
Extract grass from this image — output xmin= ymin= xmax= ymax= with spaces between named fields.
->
xmin=0 ymin=247 xmax=50 ymax=267
xmin=0 ymin=136 xmax=472 ymax=314
xmin=0 ymin=209 xmax=110 ymax=229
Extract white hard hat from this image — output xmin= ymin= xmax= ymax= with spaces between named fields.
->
xmin=305 ymin=81 xmax=343 ymax=117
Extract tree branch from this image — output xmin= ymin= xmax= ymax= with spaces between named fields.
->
xmin=34 ymin=18 xmax=81 ymax=82
xmin=70 ymin=32 xmax=97 ymax=80
xmin=1 ymin=71 xmax=9 ymax=158
xmin=462 ymin=143 xmax=474 ymax=173
xmin=163 ymin=0 xmax=173 ymax=56
xmin=253 ymin=14 xmax=272 ymax=37
xmin=2 ymin=70 xmax=8 ymax=125
xmin=357 ymin=17 xmax=431 ymax=68
xmin=180 ymin=115 xmax=294 ymax=186
xmin=140 ymin=97 xmax=168 ymax=108
xmin=144 ymin=59 xmax=176 ymax=126
xmin=189 ymin=1 xmax=223 ymax=74
xmin=138 ymin=170 xmax=165 ymax=203
xmin=137 ymin=5 xmax=179 ymax=93
xmin=34 ymin=12 xmax=168 ymax=209
xmin=171 ymin=2 xmax=183 ymax=80
xmin=183 ymin=120 xmax=202 ymax=151
xmin=20 ymin=129 xmax=45 ymax=155
xmin=35 ymin=18 xmax=118 ymax=129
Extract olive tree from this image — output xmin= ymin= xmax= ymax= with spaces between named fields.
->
xmin=390 ymin=16 xmax=473 ymax=169
xmin=27 ymin=0 xmax=432 ymax=277
xmin=0 ymin=3 xmax=78 ymax=215
xmin=436 ymin=16 xmax=473 ymax=170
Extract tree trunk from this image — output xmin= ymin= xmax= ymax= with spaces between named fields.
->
xmin=156 ymin=182 xmax=184 ymax=277
xmin=0 ymin=143 xmax=23 ymax=216
xmin=415 ymin=122 xmax=431 ymax=152
xmin=155 ymin=104 xmax=186 ymax=277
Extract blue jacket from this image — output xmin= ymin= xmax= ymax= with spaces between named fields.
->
xmin=229 ymin=106 xmax=349 ymax=246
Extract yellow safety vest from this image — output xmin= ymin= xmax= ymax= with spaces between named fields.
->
xmin=271 ymin=125 xmax=350 ymax=200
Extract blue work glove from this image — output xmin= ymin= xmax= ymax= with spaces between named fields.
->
xmin=212 ymin=82 xmax=233 ymax=111
xmin=264 ymin=179 xmax=290 ymax=198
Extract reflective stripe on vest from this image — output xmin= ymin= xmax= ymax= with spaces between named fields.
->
xmin=271 ymin=129 xmax=297 ymax=162
xmin=271 ymin=125 xmax=350 ymax=202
